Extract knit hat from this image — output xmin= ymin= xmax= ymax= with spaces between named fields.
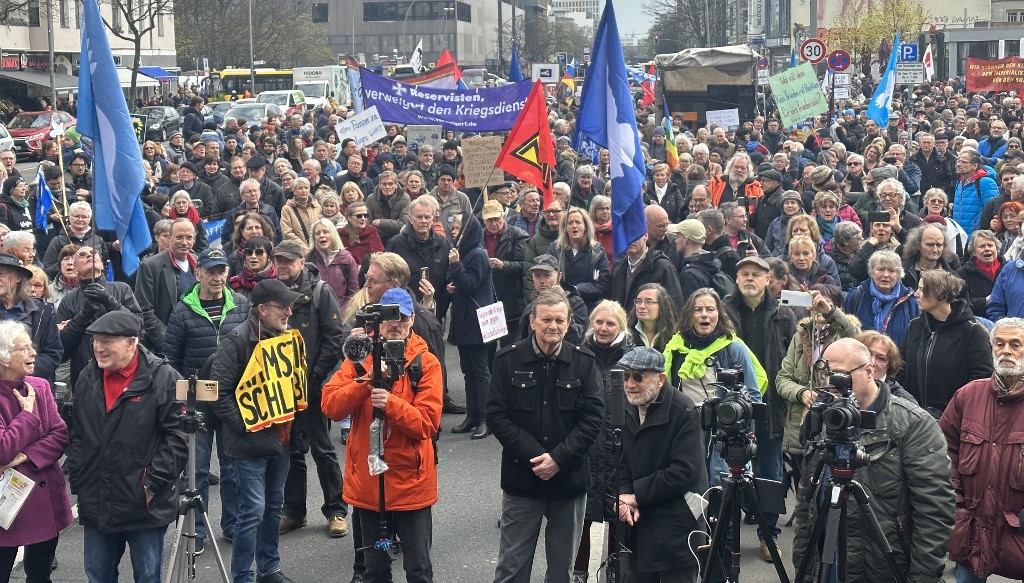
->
xmin=1 ymin=176 xmax=24 ymax=198
xmin=780 ymin=190 xmax=803 ymax=205
xmin=869 ymin=166 xmax=897 ymax=182
xmin=438 ymin=165 xmax=458 ymax=180
xmin=64 ymin=128 xmax=81 ymax=142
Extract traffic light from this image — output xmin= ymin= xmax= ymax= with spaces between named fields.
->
xmin=655 ymin=35 xmax=660 ymax=45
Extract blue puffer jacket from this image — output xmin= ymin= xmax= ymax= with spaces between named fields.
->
xmin=447 ymin=213 xmax=495 ymax=346
xmin=988 ymin=258 xmax=1024 ymax=321
xmin=844 ymin=279 xmax=920 ymax=347
xmin=953 ymin=168 xmax=999 ymax=237
xmin=977 ymin=135 xmax=1008 ymax=166
xmin=163 ymin=283 xmax=250 ymax=378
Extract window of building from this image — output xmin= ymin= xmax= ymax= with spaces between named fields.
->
xmin=111 ymin=0 xmax=122 ymax=31
xmin=59 ymin=0 xmax=69 ymax=27
xmin=1009 ymin=10 xmax=1023 ymax=22
xmin=28 ymin=0 xmax=40 ymax=26
xmin=456 ymin=1 xmax=470 ymax=22
xmin=312 ymin=3 xmax=328 ymax=23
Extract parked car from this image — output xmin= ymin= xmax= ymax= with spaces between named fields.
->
xmin=256 ymin=90 xmax=305 ymax=118
xmin=8 ymin=111 xmax=76 ymax=160
xmin=136 ymin=106 xmax=181 ymax=142
xmin=224 ymin=103 xmax=285 ymax=125
xmin=0 ymin=123 xmax=13 ymax=155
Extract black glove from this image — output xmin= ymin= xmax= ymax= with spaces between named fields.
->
xmin=81 ymin=282 xmax=116 ymax=310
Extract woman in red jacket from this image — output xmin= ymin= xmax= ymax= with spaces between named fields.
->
xmin=341 ymin=202 xmax=384 ymax=269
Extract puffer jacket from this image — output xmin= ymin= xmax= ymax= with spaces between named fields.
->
xmin=941 ymin=378 xmax=1024 ymax=579
xmin=793 ymin=382 xmax=954 ymax=583
xmin=987 ymin=258 xmax=1024 ymax=321
xmin=582 ymin=332 xmax=634 ymax=522
xmin=163 ymin=283 xmax=249 ymax=378
xmin=776 ymin=310 xmax=861 ymax=453
xmin=365 ymin=190 xmax=411 ymax=244
xmin=447 ymin=215 xmax=494 ymax=346
xmin=321 ymin=332 xmax=442 ymax=512
xmin=66 ymin=348 xmax=187 ymax=534
xmin=279 ymin=197 xmax=322 ymax=255
xmin=954 ymin=168 xmax=999 ymax=237
xmin=897 ymin=299 xmax=993 ymax=415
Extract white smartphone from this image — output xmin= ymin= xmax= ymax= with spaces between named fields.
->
xmin=780 ymin=290 xmax=813 ymax=308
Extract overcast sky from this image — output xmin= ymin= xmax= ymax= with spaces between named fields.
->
xmin=614 ymin=1 xmax=653 ymax=36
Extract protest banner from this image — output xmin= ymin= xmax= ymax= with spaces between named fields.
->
xmin=461 ymin=136 xmax=506 ymax=188
xmin=130 ymin=114 xmax=146 ymax=144
xmin=966 ymin=57 xmax=1024 ymax=92
xmin=406 ymin=125 xmax=443 ymax=152
xmin=705 ymin=108 xmax=740 ymax=131
xmin=334 ymin=105 xmax=388 ymax=149
xmin=476 ymin=302 xmax=508 ymax=343
xmin=767 ymin=63 xmax=829 ymax=128
xmin=360 ymin=68 xmax=532 ymax=131
xmin=235 ymin=329 xmax=308 ymax=432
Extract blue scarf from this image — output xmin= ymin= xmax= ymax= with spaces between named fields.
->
xmin=816 ymin=215 xmax=840 ymax=242
xmin=869 ymin=280 xmax=900 ymax=332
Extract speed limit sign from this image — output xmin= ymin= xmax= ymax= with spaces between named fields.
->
xmin=800 ymin=38 xmax=827 ymax=64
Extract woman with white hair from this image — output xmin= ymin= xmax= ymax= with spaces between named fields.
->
xmin=958 ymin=230 xmax=1004 ymax=317
xmin=168 ymin=191 xmax=209 ymax=253
xmin=843 ymin=249 xmax=920 ymax=346
xmin=280 ymin=176 xmax=323 ymax=254
xmin=0 ymin=319 xmax=72 ymax=581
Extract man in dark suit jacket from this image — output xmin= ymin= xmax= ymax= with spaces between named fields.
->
xmin=134 ymin=218 xmax=198 ymax=348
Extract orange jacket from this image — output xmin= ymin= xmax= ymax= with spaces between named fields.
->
xmin=321 ymin=332 xmax=443 ymax=512
xmin=708 ymin=175 xmax=765 ymax=208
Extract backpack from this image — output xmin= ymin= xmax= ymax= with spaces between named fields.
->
xmin=709 ymin=247 xmax=738 ymax=298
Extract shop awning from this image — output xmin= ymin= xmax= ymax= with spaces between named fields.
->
xmin=139 ymin=66 xmax=175 ymax=79
xmin=0 ymin=69 xmax=78 ymax=91
xmin=117 ymin=68 xmax=159 ymax=88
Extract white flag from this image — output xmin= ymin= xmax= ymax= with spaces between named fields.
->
xmin=923 ymin=44 xmax=935 ymax=81
xmin=410 ymin=39 xmax=424 ymax=73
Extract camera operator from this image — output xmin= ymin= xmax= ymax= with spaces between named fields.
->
xmin=487 ymin=287 xmax=604 ymax=583
xmin=616 ymin=347 xmax=707 ymax=583
xmin=793 ymin=338 xmax=953 ymax=583
xmin=940 ymin=317 xmax=1024 ymax=581
xmin=321 ymin=288 xmax=443 ymax=583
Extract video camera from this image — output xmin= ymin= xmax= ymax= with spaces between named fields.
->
xmin=354 ymin=303 xmax=402 ymax=329
xmin=806 ymin=360 xmax=877 ymax=472
xmin=345 ymin=303 xmax=407 ymax=387
xmin=700 ymin=358 xmax=767 ymax=467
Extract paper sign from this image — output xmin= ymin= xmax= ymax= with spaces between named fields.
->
xmin=477 ymin=302 xmax=508 ymax=343
xmin=833 ymin=86 xmax=851 ymax=100
xmin=234 ymin=330 xmax=308 ymax=432
xmin=768 ymin=63 xmax=829 ymax=128
xmin=333 ymin=105 xmax=387 ymax=149
xmin=406 ymin=125 xmax=443 ymax=153
xmin=461 ymin=136 xmax=505 ymax=188
xmin=705 ymin=108 xmax=740 ymax=131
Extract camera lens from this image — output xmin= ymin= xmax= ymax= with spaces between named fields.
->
xmin=717 ymin=401 xmax=745 ymax=426
xmin=823 ymin=404 xmax=857 ymax=431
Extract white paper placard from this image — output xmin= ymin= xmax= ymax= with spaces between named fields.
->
xmin=476 ymin=302 xmax=508 ymax=343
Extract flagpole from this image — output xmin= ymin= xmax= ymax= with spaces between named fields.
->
xmin=56 ymin=140 xmax=68 ymax=215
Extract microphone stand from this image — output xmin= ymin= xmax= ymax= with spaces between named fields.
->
xmin=368 ymin=319 xmax=393 ymax=560
xmin=606 ymin=369 xmax=626 ymax=583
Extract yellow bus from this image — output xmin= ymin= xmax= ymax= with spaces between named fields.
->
xmin=209 ymin=68 xmax=294 ymax=99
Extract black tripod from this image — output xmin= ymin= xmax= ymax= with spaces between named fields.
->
xmin=794 ymin=448 xmax=906 ymax=583
xmin=599 ymin=370 xmax=628 ymax=583
xmin=163 ymin=378 xmax=230 ymax=583
xmin=700 ymin=436 xmax=791 ymax=583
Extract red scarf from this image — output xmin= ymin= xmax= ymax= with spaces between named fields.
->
xmin=170 ymin=205 xmax=202 ymax=225
xmin=229 ymin=264 xmax=277 ymax=290
xmin=976 ymin=257 xmax=1001 ymax=281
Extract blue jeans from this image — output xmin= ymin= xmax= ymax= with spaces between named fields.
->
xmin=193 ymin=428 xmax=238 ymax=540
xmin=753 ymin=430 xmax=783 ymax=540
xmin=492 ymin=492 xmax=586 ymax=583
xmin=229 ymin=453 xmax=289 ymax=583
xmin=83 ymin=524 xmax=168 ymax=583
xmin=955 ymin=564 xmax=987 ymax=583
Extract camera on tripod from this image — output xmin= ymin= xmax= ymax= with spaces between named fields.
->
xmin=348 ymin=303 xmax=407 ymax=386
xmin=700 ymin=359 xmax=768 ymax=435
xmin=354 ymin=302 xmax=402 ymax=329
xmin=805 ymin=360 xmax=877 ymax=470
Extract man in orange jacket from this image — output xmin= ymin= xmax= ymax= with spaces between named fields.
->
xmin=322 ymin=287 xmax=442 ymax=583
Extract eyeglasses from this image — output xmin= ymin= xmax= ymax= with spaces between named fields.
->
xmin=75 ymin=251 xmax=94 ymax=258
xmin=364 ymin=277 xmax=388 ymax=287
xmin=244 ymin=248 xmax=267 ymax=257
xmin=264 ymin=302 xmax=292 ymax=312
xmin=12 ymin=344 xmax=34 ymax=354
xmin=70 ymin=163 xmax=86 ymax=168
xmin=352 ymin=213 xmax=369 ymax=219
xmin=830 ymin=362 xmax=868 ymax=376
xmin=543 ymin=209 xmax=563 ymax=215
xmin=878 ymin=192 xmax=900 ymax=199
xmin=848 ymin=161 xmax=862 ymax=166
xmin=71 ymin=214 xmax=91 ymax=220
xmin=635 ymin=298 xmax=659 ymax=306
xmin=622 ymin=370 xmax=648 ymax=383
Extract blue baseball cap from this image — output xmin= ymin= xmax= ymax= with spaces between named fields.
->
xmin=381 ymin=288 xmax=414 ymax=317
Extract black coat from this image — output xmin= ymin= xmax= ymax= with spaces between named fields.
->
xmin=58 ymin=283 xmax=157 ymax=379
xmin=163 ymin=284 xmax=249 ymax=379
xmin=134 ymin=250 xmax=190 ymax=348
xmin=42 ymin=229 xmax=107 ymax=280
xmin=66 ymin=348 xmax=187 ymax=534
xmin=609 ymin=249 xmax=682 ymax=314
xmin=517 ymin=282 xmax=589 ymax=345
xmin=619 ymin=383 xmax=708 ymax=571
xmin=170 ymin=181 xmax=215 ymax=218
xmin=386 ymin=224 xmax=452 ymax=318
xmin=488 ymin=224 xmax=529 ymax=328
xmin=912 ymin=149 xmax=956 ymax=199
xmin=547 ymin=242 xmax=610 ymax=313
xmin=486 ymin=339 xmax=604 ymax=499
xmin=285 ymin=268 xmax=347 ymax=392
xmin=644 ymin=181 xmax=687 ymax=222
xmin=897 ymin=299 xmax=993 ymax=414
xmin=678 ymin=250 xmax=719 ymax=302
xmin=447 ymin=216 xmax=494 ymax=346
xmin=957 ymin=258 xmax=1003 ymax=318
xmin=4 ymin=298 xmax=62 ymax=384
xmin=0 ymin=194 xmax=34 ymax=232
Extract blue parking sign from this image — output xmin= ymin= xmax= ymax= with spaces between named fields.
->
xmin=900 ymin=43 xmax=918 ymax=62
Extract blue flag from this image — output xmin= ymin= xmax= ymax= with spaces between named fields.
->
xmin=566 ymin=58 xmax=576 ymax=78
xmin=76 ymin=0 xmax=150 ymax=276
xmin=34 ymin=168 xmax=52 ymax=232
xmin=790 ymin=49 xmax=797 ymax=68
xmin=509 ymin=48 xmax=524 ymax=82
xmin=868 ymin=32 xmax=901 ymax=129
xmin=572 ymin=0 xmax=646 ymax=256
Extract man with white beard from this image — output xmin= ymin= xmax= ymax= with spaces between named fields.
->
xmin=616 ymin=346 xmax=707 ymax=583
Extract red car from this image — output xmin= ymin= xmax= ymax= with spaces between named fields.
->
xmin=8 ymin=111 xmax=77 ymax=160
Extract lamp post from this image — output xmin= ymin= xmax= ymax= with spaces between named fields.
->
xmin=46 ymin=0 xmax=56 ymax=110
xmin=248 ymin=0 xmax=255 ymax=92
xmin=403 ymin=0 xmax=419 ymax=57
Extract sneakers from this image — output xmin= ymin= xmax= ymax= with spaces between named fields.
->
xmin=761 ymin=539 xmax=781 ymax=563
xmin=193 ymin=538 xmax=205 ymax=556
xmin=572 ymin=570 xmax=589 ymax=583
xmin=279 ymin=515 xmax=307 ymax=535
xmin=256 ymin=571 xmax=295 ymax=583
xmin=328 ymin=516 xmax=349 ymax=538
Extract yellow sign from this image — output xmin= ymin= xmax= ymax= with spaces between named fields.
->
xmin=235 ymin=329 xmax=308 ymax=432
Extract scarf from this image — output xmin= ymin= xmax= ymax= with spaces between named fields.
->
xmin=869 ymin=280 xmax=900 ymax=332
xmin=676 ymin=333 xmax=733 ymax=379
xmin=994 ymin=373 xmax=1024 ymax=397
xmin=170 ymin=205 xmax=201 ymax=225
xmin=816 ymin=215 xmax=840 ymax=241
xmin=9 ymin=196 xmax=28 ymax=209
xmin=976 ymin=257 xmax=1001 ymax=281
xmin=230 ymin=264 xmax=276 ymax=291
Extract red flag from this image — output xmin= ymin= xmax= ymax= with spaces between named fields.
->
xmin=641 ymin=64 xmax=655 ymax=107
xmin=495 ymin=81 xmax=555 ymax=207
xmin=437 ymin=48 xmax=462 ymax=84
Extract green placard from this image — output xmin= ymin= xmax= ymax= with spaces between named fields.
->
xmin=768 ymin=62 xmax=828 ymax=128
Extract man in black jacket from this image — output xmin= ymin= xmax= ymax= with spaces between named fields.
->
xmin=722 ymin=256 xmax=796 ymax=560
xmin=211 ymin=279 xmax=303 ymax=583
xmin=385 ymin=197 xmax=452 ymax=319
xmin=672 ymin=219 xmax=718 ymax=301
xmin=67 ymin=310 xmax=187 ymax=583
xmin=609 ymin=232 xmax=682 ymax=314
xmin=135 ymin=218 xmax=197 ymax=349
xmin=481 ymin=200 xmax=529 ymax=342
xmin=487 ymin=287 xmax=604 ymax=583
xmin=271 ymin=241 xmax=350 ymax=539
xmin=517 ymin=255 xmax=588 ymax=345
xmin=616 ymin=346 xmax=707 ymax=583
xmin=911 ymin=132 xmax=956 ymax=199
xmin=698 ymin=208 xmax=741 ymax=280
xmin=182 ymin=96 xmax=205 ymax=141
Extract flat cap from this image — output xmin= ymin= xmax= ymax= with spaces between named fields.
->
xmin=617 ymin=346 xmax=665 ymax=372
xmin=250 ymin=279 xmax=302 ymax=307
xmin=86 ymin=310 xmax=143 ymax=337
xmin=530 ymin=254 xmax=559 ymax=272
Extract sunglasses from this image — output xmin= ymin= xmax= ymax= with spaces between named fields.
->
xmin=352 ymin=213 xmax=369 ymax=219
xmin=244 ymin=248 xmax=267 ymax=257
xmin=623 ymin=371 xmax=649 ymax=383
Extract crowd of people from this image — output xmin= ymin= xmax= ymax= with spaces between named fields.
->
xmin=4 ymin=76 xmax=1024 ymax=583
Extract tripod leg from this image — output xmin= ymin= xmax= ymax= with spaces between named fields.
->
xmin=794 ymin=484 xmax=833 ymax=583
xmin=848 ymin=482 xmax=907 ymax=583
xmin=198 ymin=509 xmax=233 ymax=583
xmin=741 ymin=480 xmax=791 ymax=583
xmin=163 ymin=513 xmax=188 ymax=583
xmin=729 ymin=485 xmax=742 ymax=583
xmin=838 ymin=502 xmax=847 ymax=583
xmin=700 ymin=484 xmax=735 ymax=583
xmin=816 ymin=486 xmax=843 ymax=583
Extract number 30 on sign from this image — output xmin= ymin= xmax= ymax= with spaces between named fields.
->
xmin=800 ymin=38 xmax=827 ymax=64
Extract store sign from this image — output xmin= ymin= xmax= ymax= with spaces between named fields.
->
xmin=24 ymin=54 xmax=50 ymax=71
xmin=0 ymin=52 xmax=50 ymax=71
xmin=0 ymin=53 xmax=23 ymax=71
